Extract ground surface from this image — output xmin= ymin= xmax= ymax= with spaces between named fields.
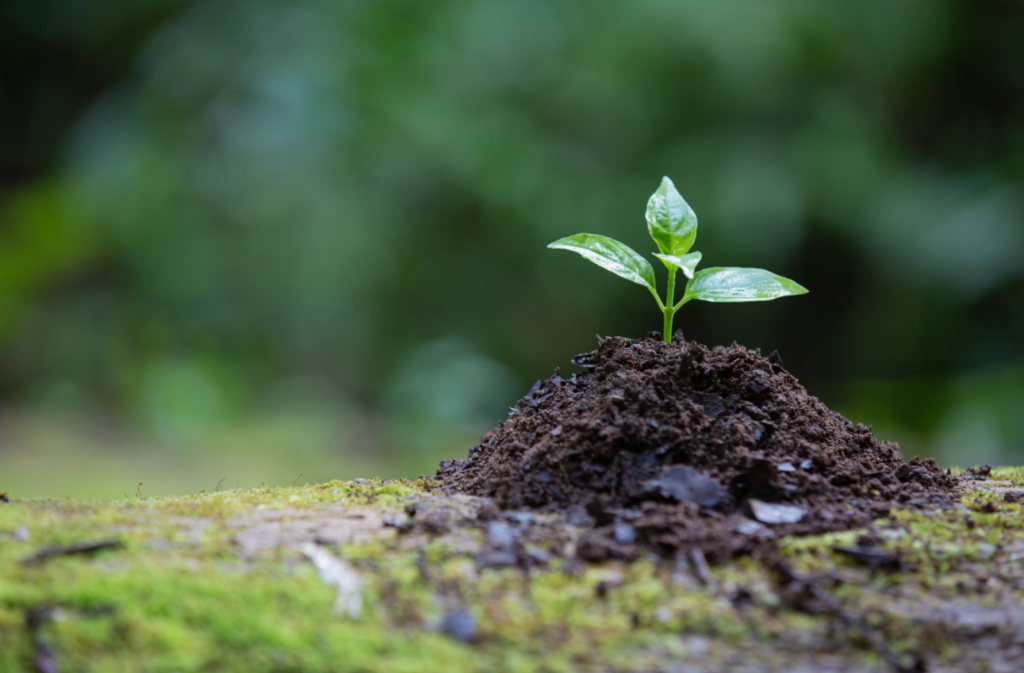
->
xmin=2 ymin=469 xmax=1024 ymax=673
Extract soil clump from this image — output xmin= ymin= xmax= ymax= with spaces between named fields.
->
xmin=437 ymin=334 xmax=957 ymax=561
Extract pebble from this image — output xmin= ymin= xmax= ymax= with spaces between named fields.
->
xmin=747 ymin=498 xmax=805 ymax=524
xmin=486 ymin=520 xmax=515 ymax=548
xmin=613 ymin=524 xmax=636 ymax=544
xmin=477 ymin=520 xmax=518 ymax=567
xmin=505 ymin=511 xmax=534 ymax=525
xmin=438 ymin=609 xmax=479 ymax=643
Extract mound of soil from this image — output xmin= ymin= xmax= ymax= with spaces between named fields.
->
xmin=437 ymin=334 xmax=957 ymax=561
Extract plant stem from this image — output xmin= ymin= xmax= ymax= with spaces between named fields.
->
xmin=662 ymin=267 xmax=677 ymax=344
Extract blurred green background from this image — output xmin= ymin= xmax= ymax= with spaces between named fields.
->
xmin=1 ymin=0 xmax=1022 ymax=499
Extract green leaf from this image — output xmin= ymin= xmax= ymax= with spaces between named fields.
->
xmin=684 ymin=267 xmax=808 ymax=303
xmin=548 ymin=234 xmax=656 ymax=290
xmin=645 ymin=176 xmax=698 ymax=256
xmin=652 ymin=251 xmax=702 ymax=278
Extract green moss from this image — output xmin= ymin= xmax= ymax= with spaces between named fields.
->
xmin=2 ymin=477 xmax=1023 ymax=672
xmin=948 ymin=465 xmax=1024 ymax=486
xmin=992 ymin=466 xmax=1024 ymax=486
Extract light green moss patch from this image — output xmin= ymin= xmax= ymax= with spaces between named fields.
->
xmin=992 ymin=466 xmax=1024 ymax=486
xmin=2 ymin=477 xmax=1024 ymax=672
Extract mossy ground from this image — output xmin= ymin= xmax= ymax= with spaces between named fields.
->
xmin=2 ymin=469 xmax=1023 ymax=673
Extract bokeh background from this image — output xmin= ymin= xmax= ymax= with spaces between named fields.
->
xmin=2 ymin=0 xmax=1022 ymax=499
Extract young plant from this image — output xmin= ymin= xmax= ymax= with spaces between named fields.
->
xmin=549 ymin=176 xmax=807 ymax=344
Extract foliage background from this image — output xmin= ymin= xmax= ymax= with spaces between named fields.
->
xmin=1 ymin=0 xmax=1022 ymax=498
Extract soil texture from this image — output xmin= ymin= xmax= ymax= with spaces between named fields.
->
xmin=437 ymin=334 xmax=957 ymax=561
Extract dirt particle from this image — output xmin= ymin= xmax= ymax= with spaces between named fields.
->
xmin=595 ymin=572 xmax=624 ymax=599
xmin=965 ymin=465 xmax=993 ymax=479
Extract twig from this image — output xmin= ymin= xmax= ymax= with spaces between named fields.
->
xmin=690 ymin=548 xmax=714 ymax=586
xmin=21 ymin=540 xmax=123 ymax=565
xmin=25 ymin=608 xmax=61 ymax=673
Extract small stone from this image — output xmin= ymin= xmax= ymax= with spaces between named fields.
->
xmin=478 ymin=520 xmax=518 ymax=567
xmin=300 ymin=542 xmax=363 ymax=619
xmin=832 ymin=545 xmax=900 ymax=568
xmin=382 ymin=516 xmax=413 ymax=531
xmin=613 ymin=524 xmax=636 ymax=545
xmin=566 ymin=506 xmax=594 ymax=527
xmin=746 ymin=499 xmax=805 ymax=525
xmin=645 ymin=466 xmax=727 ymax=508
xmin=353 ymin=478 xmax=368 ymax=484
xmin=13 ymin=526 xmax=29 ymax=542
xmin=777 ymin=462 xmax=796 ymax=472
xmin=526 ymin=548 xmax=551 ymax=564
xmin=438 ymin=609 xmax=479 ymax=643
xmin=734 ymin=519 xmax=765 ymax=536
xmin=487 ymin=520 xmax=515 ymax=547
xmin=692 ymin=392 xmax=726 ymax=419
xmin=505 ymin=511 xmax=534 ymax=525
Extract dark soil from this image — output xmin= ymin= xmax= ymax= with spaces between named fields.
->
xmin=437 ymin=334 xmax=958 ymax=562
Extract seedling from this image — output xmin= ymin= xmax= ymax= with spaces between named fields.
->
xmin=549 ymin=177 xmax=807 ymax=344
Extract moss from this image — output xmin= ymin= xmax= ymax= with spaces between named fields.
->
xmin=2 ymin=475 xmax=1024 ymax=672
xmin=992 ymin=466 xmax=1024 ymax=486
